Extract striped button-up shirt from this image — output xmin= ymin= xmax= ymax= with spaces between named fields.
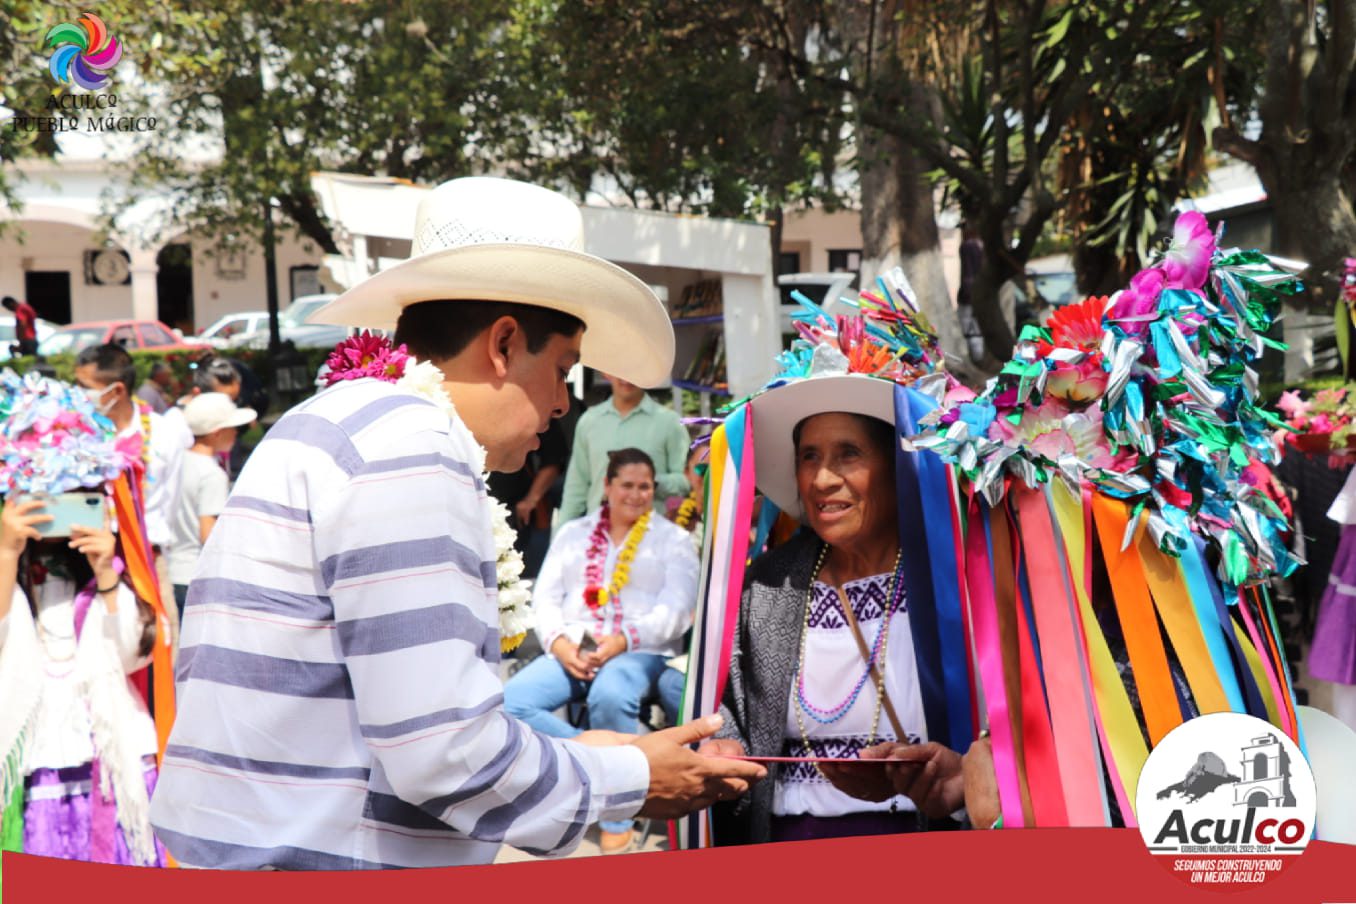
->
xmin=149 ymin=379 xmax=650 ymax=869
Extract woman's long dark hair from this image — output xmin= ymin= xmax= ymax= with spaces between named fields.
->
xmin=18 ymin=542 xmax=93 ymax=616
xmin=19 ymin=537 xmax=155 ymax=658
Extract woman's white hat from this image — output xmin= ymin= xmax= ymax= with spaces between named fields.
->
xmin=748 ymin=373 xmax=897 ymax=517
xmin=183 ymin=392 xmax=257 ymax=436
xmin=308 ymin=177 xmax=675 ymax=387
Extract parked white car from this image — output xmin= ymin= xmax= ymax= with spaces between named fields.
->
xmin=199 ymin=311 xmax=270 ymax=348
xmin=237 ymin=295 xmax=349 ymax=350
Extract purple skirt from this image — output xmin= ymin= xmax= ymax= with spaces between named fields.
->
xmin=23 ymin=757 xmax=166 ymax=866
xmin=1310 ymin=524 xmax=1356 ymax=685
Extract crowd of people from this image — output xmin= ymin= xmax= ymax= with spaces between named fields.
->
xmin=0 ymin=174 xmax=1341 ymax=874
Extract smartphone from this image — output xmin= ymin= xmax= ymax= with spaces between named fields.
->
xmin=577 ymin=633 xmax=599 ymax=654
xmin=22 ymin=491 xmax=106 ymax=538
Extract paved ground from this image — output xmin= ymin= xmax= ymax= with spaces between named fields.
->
xmin=494 ymin=822 xmax=670 ymax=863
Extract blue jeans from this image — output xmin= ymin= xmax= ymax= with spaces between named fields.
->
xmin=504 ymin=651 xmax=668 ymax=833
xmin=657 ymin=666 xmax=685 ymax=726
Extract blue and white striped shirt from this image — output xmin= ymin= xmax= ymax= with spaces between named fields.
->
xmin=149 ymin=379 xmax=650 ymax=869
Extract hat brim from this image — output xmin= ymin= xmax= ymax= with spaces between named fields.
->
xmin=748 ymin=374 xmax=898 ymax=517
xmin=190 ymin=406 xmax=258 ymax=435
xmin=308 ymin=244 xmax=675 ymax=388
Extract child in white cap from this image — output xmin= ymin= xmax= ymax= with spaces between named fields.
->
xmin=165 ymin=393 xmax=256 ymax=618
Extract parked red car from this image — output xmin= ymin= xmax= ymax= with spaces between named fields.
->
xmin=37 ymin=320 xmax=202 ymax=356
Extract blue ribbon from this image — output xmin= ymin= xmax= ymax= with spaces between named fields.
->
xmin=1196 ymin=536 xmax=1269 ymax=720
xmin=894 ymin=385 xmax=972 ymax=750
xmin=1177 ymin=537 xmax=1246 ymax=713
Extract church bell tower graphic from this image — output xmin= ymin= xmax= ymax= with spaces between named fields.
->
xmin=1233 ymin=733 xmax=1297 ymax=808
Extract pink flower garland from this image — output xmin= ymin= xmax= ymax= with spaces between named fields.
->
xmin=323 ymin=332 xmax=411 ymax=386
xmin=582 ymin=503 xmax=610 ymax=609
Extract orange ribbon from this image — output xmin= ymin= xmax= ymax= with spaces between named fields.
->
xmin=1089 ymin=494 xmax=1181 ymax=746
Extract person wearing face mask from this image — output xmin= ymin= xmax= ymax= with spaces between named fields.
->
xmin=0 ymin=374 xmax=165 ymax=867
xmin=506 ymin=447 xmax=700 ymax=853
xmin=74 ymin=345 xmax=189 ymax=649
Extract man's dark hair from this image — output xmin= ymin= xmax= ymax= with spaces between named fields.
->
xmin=1 ymin=297 xmax=16 ymax=311
xmin=193 ymin=356 xmax=241 ymax=393
xmin=149 ymin=360 xmax=172 ymax=379
xmin=393 ymin=300 xmax=584 ymax=362
xmin=605 ymin=447 xmax=656 ymax=483
xmin=76 ymin=343 xmax=136 ymax=393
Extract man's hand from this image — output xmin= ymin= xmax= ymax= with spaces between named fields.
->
xmin=550 ymin=636 xmax=594 ymax=681
xmin=514 ymin=497 xmax=538 ymax=527
xmin=585 ymin=634 xmax=627 ymax=670
xmin=875 ymin=741 xmax=965 ymax=818
xmin=963 ymin=736 xmax=1000 ymax=828
xmin=573 ymin=730 xmax=635 ymax=747
xmin=633 ymin=715 xmax=766 ymax=819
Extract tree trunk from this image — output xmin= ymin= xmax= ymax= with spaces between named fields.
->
xmin=968 ymin=212 xmax=1021 ymax=364
xmin=1268 ymin=169 xmax=1356 ymax=312
xmin=857 ymin=125 xmax=971 ymax=375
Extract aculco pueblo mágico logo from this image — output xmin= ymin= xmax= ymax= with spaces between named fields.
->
xmin=1136 ymin=712 xmax=1316 ymax=889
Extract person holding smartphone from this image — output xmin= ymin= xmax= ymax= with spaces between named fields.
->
xmin=505 ymin=447 xmax=700 ymax=853
xmin=0 ymin=380 xmax=163 ymax=866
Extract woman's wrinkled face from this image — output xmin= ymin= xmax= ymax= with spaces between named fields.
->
xmin=794 ymin=412 xmax=895 ymax=551
xmin=604 ymin=463 xmax=655 ymax=524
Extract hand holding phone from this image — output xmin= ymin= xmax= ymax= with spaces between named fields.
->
xmin=22 ymin=491 xmax=106 ymax=538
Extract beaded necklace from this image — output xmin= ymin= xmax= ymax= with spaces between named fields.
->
xmin=792 ymin=542 xmax=904 ymax=746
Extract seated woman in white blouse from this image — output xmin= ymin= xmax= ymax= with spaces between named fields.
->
xmin=505 ymin=447 xmax=699 ymax=851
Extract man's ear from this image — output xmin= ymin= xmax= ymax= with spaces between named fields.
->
xmin=485 ymin=315 xmax=520 ymax=379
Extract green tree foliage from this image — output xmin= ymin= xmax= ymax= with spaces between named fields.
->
xmin=103 ymin=1 xmax=524 ymax=252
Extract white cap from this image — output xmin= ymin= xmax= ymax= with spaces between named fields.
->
xmin=184 ymin=392 xmax=257 ymax=436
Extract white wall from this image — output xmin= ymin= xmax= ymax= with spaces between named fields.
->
xmin=0 ymin=220 xmax=131 ymax=323
xmin=187 ymin=230 xmax=326 ymax=331
xmin=781 ymin=208 xmax=862 ymax=272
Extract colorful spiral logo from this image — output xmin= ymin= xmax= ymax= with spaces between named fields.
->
xmin=46 ymin=13 xmax=123 ymax=90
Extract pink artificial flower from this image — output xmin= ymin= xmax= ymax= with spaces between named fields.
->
xmin=1275 ymin=389 xmax=1311 ymax=421
xmin=1315 ymin=387 xmax=1348 ymax=408
xmin=1045 ymin=358 xmax=1109 ymax=403
xmin=324 ymin=332 xmax=411 ymax=386
xmin=990 ymin=398 xmax=1119 ymax=468
xmin=1310 ymin=413 xmax=1336 ymax=434
xmin=1161 ymin=211 xmax=1215 ymax=291
xmin=943 ymin=384 xmax=977 ymax=406
xmin=1108 ymin=268 xmax=1166 ymax=337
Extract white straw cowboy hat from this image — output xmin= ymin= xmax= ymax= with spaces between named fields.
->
xmin=747 ymin=373 xmax=898 ymax=517
xmin=309 ymin=177 xmax=675 ymax=387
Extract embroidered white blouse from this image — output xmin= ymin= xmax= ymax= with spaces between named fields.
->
xmin=773 ymin=572 xmax=928 ymax=818
xmin=0 ymin=576 xmax=156 ymax=774
xmin=533 ymin=509 xmax=700 ymax=658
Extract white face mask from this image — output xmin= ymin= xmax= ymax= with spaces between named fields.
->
xmin=84 ymin=384 xmax=118 ymax=415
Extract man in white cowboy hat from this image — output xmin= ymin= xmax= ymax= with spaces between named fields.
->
xmin=149 ymin=177 xmax=765 ymax=869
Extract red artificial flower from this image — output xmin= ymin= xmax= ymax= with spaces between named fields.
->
xmin=1044 ymin=296 xmax=1109 ymax=353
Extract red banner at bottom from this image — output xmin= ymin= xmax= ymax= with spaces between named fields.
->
xmin=4 ymin=830 xmax=1354 ymax=902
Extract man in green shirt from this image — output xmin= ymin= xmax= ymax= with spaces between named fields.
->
xmin=558 ymin=374 xmax=690 ymax=523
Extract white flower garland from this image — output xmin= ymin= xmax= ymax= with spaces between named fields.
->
xmin=396 ymin=359 xmax=533 ymax=653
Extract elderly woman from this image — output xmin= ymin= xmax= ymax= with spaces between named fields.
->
xmin=698 ymin=374 xmax=974 ymax=844
xmin=505 ymin=447 xmax=699 ymax=852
